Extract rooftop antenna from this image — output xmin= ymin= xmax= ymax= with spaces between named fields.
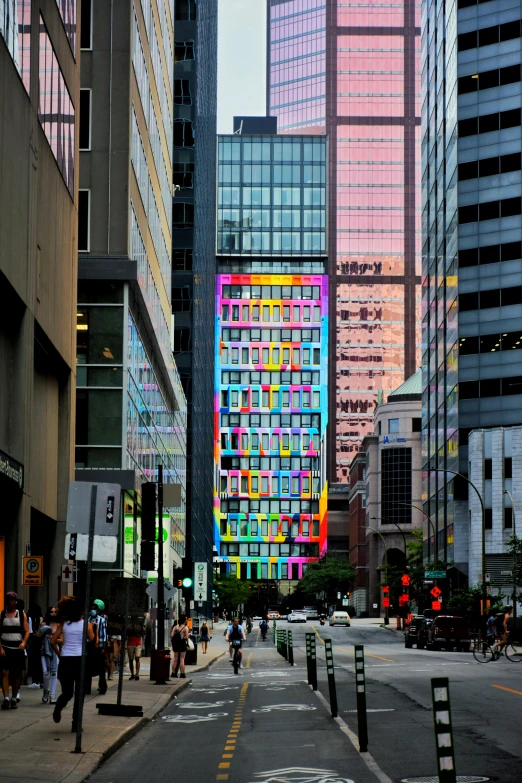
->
xmin=233 ymin=120 xmax=243 ymax=135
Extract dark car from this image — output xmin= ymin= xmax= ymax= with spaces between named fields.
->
xmin=404 ymin=615 xmax=427 ymax=649
xmin=426 ymin=615 xmax=470 ymax=652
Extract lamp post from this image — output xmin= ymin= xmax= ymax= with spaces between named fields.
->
xmin=362 ymin=525 xmax=389 ymax=625
xmin=371 ymin=515 xmax=408 ymax=564
xmin=504 ymin=489 xmax=518 ymax=628
xmin=395 ymin=501 xmax=438 ymax=563
xmin=429 ymin=468 xmax=487 ymax=627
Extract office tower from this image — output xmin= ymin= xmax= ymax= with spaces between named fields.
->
xmin=422 ymin=0 xmax=522 ymax=575
xmin=172 ymin=0 xmax=217 ymax=615
xmin=0 ymin=2 xmax=79 ymax=602
xmin=214 ymin=120 xmax=328 ymax=591
xmin=76 ymin=0 xmax=187 ymax=593
xmin=266 ymin=0 xmax=422 ymax=484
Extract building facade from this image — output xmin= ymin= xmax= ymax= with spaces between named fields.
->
xmin=214 ymin=126 xmax=328 ymax=590
xmin=172 ymin=0 xmax=217 ymax=616
xmin=422 ymin=0 xmax=522 ymax=576
xmin=347 ymin=452 xmax=367 ymax=614
xmin=0 ymin=1 xmax=79 ymax=605
xmin=363 ymin=372 xmax=423 ymax=616
xmin=468 ymin=427 xmax=520 ymax=611
xmin=76 ymin=0 xmax=187 ymax=594
xmin=266 ymin=0 xmax=422 ymax=484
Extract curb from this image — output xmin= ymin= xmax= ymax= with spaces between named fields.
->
xmin=83 ymin=651 xmax=226 ymax=781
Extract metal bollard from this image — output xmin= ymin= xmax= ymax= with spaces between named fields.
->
xmin=288 ymin=630 xmax=294 ymax=666
xmin=305 ymin=633 xmax=312 ymax=684
xmin=283 ymin=630 xmax=288 ymax=660
xmin=273 ymin=618 xmax=277 ymax=643
xmin=324 ymin=638 xmax=338 ymax=718
xmin=431 ymin=677 xmax=457 ymax=783
xmin=309 ymin=633 xmax=317 ymax=691
xmin=354 ymin=645 xmax=368 ymax=752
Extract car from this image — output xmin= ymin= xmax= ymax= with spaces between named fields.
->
xmin=426 ymin=615 xmax=470 ymax=652
xmin=303 ymin=606 xmax=319 ymax=620
xmin=267 ymin=610 xmax=281 ymax=620
xmin=404 ymin=615 xmax=427 ymax=648
xmin=287 ymin=610 xmax=307 ymax=623
xmin=329 ymin=611 xmax=351 ymax=627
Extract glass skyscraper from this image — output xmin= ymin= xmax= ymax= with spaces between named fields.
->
xmin=215 ymin=128 xmax=328 ymax=585
xmin=267 ymin=0 xmax=422 ymax=484
xmin=422 ymin=0 xmax=522 ymax=574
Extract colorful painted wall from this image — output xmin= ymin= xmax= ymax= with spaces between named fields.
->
xmin=214 ymin=273 xmax=328 ymax=580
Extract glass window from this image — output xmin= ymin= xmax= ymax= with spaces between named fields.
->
xmin=389 ymin=418 xmax=400 ymax=433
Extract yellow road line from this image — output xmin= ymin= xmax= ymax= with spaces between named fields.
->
xmin=246 ymin=652 xmax=252 ymax=668
xmin=336 ymin=645 xmax=395 ymax=663
xmin=311 ymin=625 xmax=325 ymax=645
xmin=222 ymin=754 xmax=233 ymax=759
xmin=217 ymin=776 xmax=229 ymax=781
xmin=219 ymin=763 xmax=231 ymax=769
xmin=492 ymin=684 xmax=522 ymax=697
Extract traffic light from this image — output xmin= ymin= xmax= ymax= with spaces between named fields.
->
xmin=182 ymin=577 xmax=193 ymax=589
xmin=177 ymin=579 xmax=182 ymax=588
xmin=343 ymin=591 xmax=351 ymax=599
xmin=140 ymin=482 xmax=156 ymax=571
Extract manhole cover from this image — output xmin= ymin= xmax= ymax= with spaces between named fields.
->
xmin=402 ymin=777 xmax=489 ymax=782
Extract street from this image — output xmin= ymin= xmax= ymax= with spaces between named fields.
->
xmin=89 ymin=621 xmax=522 ymax=783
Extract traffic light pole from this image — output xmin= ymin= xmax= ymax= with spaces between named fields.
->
xmin=157 ymin=464 xmax=165 ymax=659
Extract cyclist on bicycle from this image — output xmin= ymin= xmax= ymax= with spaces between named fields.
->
xmin=226 ymin=618 xmax=246 ymax=667
xmin=493 ymin=606 xmax=514 ymax=654
xmin=259 ymin=618 xmax=268 ymax=640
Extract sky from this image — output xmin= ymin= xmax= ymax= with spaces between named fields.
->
xmin=217 ymin=0 xmax=267 ymax=133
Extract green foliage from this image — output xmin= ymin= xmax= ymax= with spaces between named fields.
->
xmin=446 ymin=585 xmax=505 ymax=620
xmin=297 ymin=553 xmax=356 ymax=601
xmin=214 ymin=576 xmax=251 ymax=614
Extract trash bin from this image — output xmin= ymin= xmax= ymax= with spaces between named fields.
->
xmin=150 ymin=648 xmax=171 ymax=682
xmin=185 ymin=635 xmax=198 ymax=666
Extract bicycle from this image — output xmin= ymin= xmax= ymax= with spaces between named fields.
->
xmin=231 ymin=641 xmax=242 ymax=674
xmin=473 ymin=635 xmax=522 ymax=663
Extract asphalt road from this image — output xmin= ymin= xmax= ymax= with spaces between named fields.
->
xmin=90 ymin=621 xmax=522 ymax=783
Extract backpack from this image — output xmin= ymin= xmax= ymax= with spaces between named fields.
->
xmin=230 ymin=625 xmax=242 ymax=641
xmin=0 ymin=609 xmax=25 ymax=641
xmin=40 ymin=625 xmax=53 ymax=657
xmin=494 ymin=613 xmax=505 ymax=634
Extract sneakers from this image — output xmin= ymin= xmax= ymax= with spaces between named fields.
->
xmin=16 ymin=695 xmax=20 ymax=702
xmin=28 ymin=682 xmax=40 ymax=689
xmin=42 ymin=690 xmax=50 ymax=704
xmin=129 ymin=675 xmax=135 ymax=680
xmin=1 ymin=699 xmax=10 ymax=710
xmin=135 ymin=675 xmax=140 ymax=681
xmin=170 ymin=672 xmax=178 ymax=678
xmin=10 ymin=699 xmax=17 ymax=709
xmin=180 ymin=673 xmax=186 ymax=679
xmin=50 ymin=697 xmax=57 ymax=704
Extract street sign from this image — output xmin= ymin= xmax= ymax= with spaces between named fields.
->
xmin=64 ymin=533 xmax=117 ymax=563
xmin=337 ymin=592 xmax=341 ymax=599
xmin=342 ymin=598 xmax=349 ymax=606
xmin=66 ymin=481 xmax=120 ymax=536
xmin=383 ymin=597 xmax=390 ymax=608
xmin=431 ymin=600 xmax=442 ymax=610
xmin=430 ymin=586 xmax=442 ymax=598
xmin=61 ymin=563 xmax=77 ymax=583
xmin=194 ymin=561 xmax=208 ymax=601
xmin=425 ymin=570 xmax=446 ymax=579
xmin=398 ymin=594 xmax=409 ymax=607
xmin=145 ymin=579 xmax=173 ymax=604
xmin=23 ymin=556 xmax=43 ymax=586
xmin=485 ymin=573 xmax=490 ymax=583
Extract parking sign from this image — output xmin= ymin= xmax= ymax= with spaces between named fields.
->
xmin=194 ymin=562 xmax=207 ymax=601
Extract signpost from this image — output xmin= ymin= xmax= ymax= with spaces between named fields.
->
xmin=425 ymin=570 xmax=447 ymax=579
xmin=194 ymin=562 xmax=208 ymax=602
xmin=430 ymin=586 xmax=442 ymax=599
xmin=23 ymin=556 xmax=43 ymax=586
xmin=60 ymin=563 xmax=77 ymax=583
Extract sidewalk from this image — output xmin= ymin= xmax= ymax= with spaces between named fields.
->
xmin=0 ymin=644 xmax=225 ymax=783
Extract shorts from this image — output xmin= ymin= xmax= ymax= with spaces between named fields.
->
xmin=127 ymin=644 xmax=142 ymax=661
xmin=0 ymin=646 xmax=26 ymax=672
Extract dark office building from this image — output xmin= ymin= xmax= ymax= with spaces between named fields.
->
xmin=172 ymin=0 xmax=218 ymax=615
xmin=422 ymin=0 xmax=522 ymax=577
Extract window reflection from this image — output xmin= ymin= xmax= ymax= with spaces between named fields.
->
xmin=1 ymin=0 xmax=31 ymax=92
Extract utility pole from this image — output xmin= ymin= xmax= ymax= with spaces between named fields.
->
xmin=156 ymin=464 xmax=165 ymax=674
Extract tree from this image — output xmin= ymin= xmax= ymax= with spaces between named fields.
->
xmin=446 ymin=585 xmax=505 ymax=626
xmin=214 ymin=576 xmax=251 ymax=615
xmin=298 ymin=553 xmax=356 ymax=604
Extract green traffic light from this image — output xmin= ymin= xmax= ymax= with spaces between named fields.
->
xmin=182 ymin=577 xmax=193 ymax=588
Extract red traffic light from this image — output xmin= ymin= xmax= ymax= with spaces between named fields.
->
xmin=401 ymin=574 xmax=411 ymax=587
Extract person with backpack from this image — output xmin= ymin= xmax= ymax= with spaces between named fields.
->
xmin=259 ymin=618 xmax=268 ymax=640
xmin=170 ymin=616 xmax=189 ymax=678
xmin=0 ymin=591 xmax=30 ymax=710
xmin=493 ymin=606 xmax=514 ymax=654
xmin=40 ymin=606 xmax=60 ymax=704
xmin=226 ymin=618 xmax=246 ymax=667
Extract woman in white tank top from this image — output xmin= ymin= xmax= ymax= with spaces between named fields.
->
xmin=50 ymin=597 xmax=94 ymax=732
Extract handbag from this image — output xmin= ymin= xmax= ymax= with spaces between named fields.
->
xmin=186 ymin=637 xmax=195 ymax=651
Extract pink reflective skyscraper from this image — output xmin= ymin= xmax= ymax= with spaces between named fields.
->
xmin=267 ymin=0 xmax=421 ymax=483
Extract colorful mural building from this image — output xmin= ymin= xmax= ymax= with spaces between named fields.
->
xmin=214 ymin=119 xmax=328 ymax=589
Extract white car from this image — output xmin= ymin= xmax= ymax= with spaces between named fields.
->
xmin=329 ymin=611 xmax=351 ymax=627
xmin=287 ymin=610 xmax=307 ymax=623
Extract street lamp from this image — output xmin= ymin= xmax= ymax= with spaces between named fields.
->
xmin=428 ymin=468 xmax=487 ymax=628
xmin=362 ymin=525 xmax=389 ymax=625
xmin=504 ymin=489 xmax=518 ymax=628
xmin=395 ymin=501 xmax=438 ymax=563
xmin=371 ymin=515 xmax=408 ymax=563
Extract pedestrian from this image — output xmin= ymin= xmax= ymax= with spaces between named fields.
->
xmin=222 ymin=609 xmax=228 ymax=624
xmin=486 ymin=609 xmax=497 ymax=646
xmin=200 ymin=622 xmax=210 ymax=654
xmin=51 ymin=596 xmax=94 ymax=732
xmin=27 ymin=602 xmax=44 ymax=689
xmin=170 ymin=615 xmax=189 ymax=678
xmin=127 ymin=621 xmax=145 ymax=681
xmin=40 ymin=607 xmax=60 ymax=704
xmin=89 ymin=599 xmax=108 ymax=695
xmin=0 ymin=591 xmax=30 ymax=709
